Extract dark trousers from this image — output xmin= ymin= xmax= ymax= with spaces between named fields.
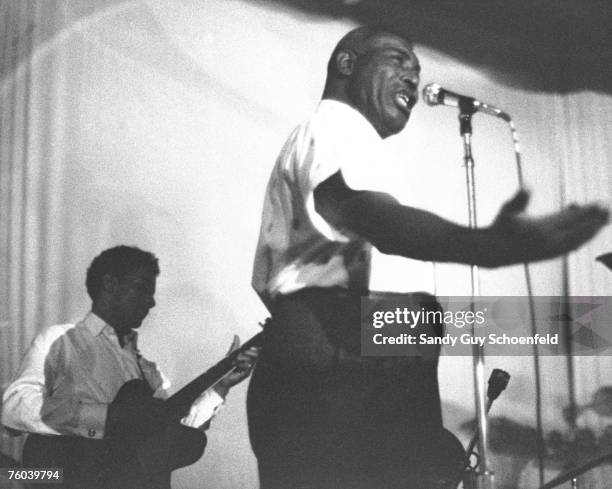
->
xmin=247 ymin=288 xmax=462 ymax=489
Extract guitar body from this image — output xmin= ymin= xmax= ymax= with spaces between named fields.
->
xmin=23 ymin=434 xmax=107 ymax=489
xmin=22 ymin=381 xmax=201 ymax=489
xmin=21 ymin=331 xmax=265 ymax=488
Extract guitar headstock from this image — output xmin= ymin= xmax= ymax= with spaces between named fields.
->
xmin=258 ymin=317 xmax=272 ymax=329
xmin=233 ymin=319 xmax=269 ymax=352
xmin=597 ymin=253 xmax=612 ymax=271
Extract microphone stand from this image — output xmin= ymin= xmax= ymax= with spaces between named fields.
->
xmin=463 ymin=369 xmax=511 ymax=469
xmin=459 ymin=100 xmax=495 ymax=489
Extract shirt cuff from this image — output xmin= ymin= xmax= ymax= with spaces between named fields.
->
xmin=180 ymin=389 xmax=225 ymax=430
xmin=76 ymin=402 xmax=107 ymax=439
xmin=206 ymin=389 xmax=225 ymax=411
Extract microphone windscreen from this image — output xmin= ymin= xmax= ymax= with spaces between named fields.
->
xmin=422 ymin=83 xmax=442 ymax=106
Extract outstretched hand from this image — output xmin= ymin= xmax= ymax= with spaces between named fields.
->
xmin=213 ymin=335 xmax=260 ymax=398
xmin=489 ymin=189 xmax=609 ymax=266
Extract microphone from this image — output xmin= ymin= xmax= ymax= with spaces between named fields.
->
xmin=422 ymin=83 xmax=511 ymax=122
xmin=487 ymin=368 xmax=510 ymax=402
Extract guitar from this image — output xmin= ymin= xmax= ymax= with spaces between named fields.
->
xmin=166 ymin=327 xmax=265 ymax=419
xmin=22 ymin=324 xmax=267 ymax=489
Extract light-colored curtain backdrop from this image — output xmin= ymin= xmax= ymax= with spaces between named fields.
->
xmin=1 ymin=1 xmax=610 ymax=488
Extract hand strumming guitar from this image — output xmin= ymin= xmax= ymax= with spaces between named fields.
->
xmin=213 ymin=335 xmax=261 ymax=399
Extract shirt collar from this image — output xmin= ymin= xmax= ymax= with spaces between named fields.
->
xmin=82 ymin=311 xmax=109 ymax=336
xmin=318 ymin=99 xmax=382 ymax=141
xmin=83 ymin=311 xmax=138 ymax=347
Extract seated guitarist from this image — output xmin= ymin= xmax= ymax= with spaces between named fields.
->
xmin=2 ymin=245 xmax=259 ymax=489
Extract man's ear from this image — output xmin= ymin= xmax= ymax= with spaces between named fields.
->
xmin=335 ymin=50 xmax=355 ymax=76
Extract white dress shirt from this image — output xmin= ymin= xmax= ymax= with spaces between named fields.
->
xmin=2 ymin=312 xmax=223 ymax=439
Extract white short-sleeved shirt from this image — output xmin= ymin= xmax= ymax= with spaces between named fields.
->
xmin=252 ymin=100 xmax=388 ymax=306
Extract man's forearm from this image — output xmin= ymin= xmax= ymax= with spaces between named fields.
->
xmin=3 ymin=386 xmax=108 ymax=438
xmin=315 ymin=171 xmax=607 ymax=269
xmin=338 ymin=191 xmax=510 ymax=267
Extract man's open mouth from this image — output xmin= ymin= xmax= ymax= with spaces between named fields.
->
xmin=395 ymin=92 xmax=417 ymax=113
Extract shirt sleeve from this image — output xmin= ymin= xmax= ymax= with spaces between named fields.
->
xmin=301 ymin=113 xmax=382 ymax=242
xmin=138 ymin=357 xmax=224 ymax=430
xmin=2 ymin=326 xmax=107 ymax=440
xmin=299 ymin=123 xmax=351 ymax=242
xmin=179 ymin=389 xmax=225 ymax=430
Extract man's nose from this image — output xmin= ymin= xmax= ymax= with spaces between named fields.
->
xmin=147 ymin=296 xmax=156 ymax=309
xmin=400 ymin=72 xmax=419 ymax=90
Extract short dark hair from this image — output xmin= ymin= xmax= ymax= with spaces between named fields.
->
xmin=326 ymin=26 xmax=411 ymax=77
xmin=86 ymin=246 xmax=159 ymax=300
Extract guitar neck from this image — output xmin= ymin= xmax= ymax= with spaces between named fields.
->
xmin=165 ymin=331 xmax=264 ymax=419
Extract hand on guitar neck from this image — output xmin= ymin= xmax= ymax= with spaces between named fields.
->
xmin=105 ymin=333 xmax=262 ymax=438
xmin=213 ymin=334 xmax=261 ymax=399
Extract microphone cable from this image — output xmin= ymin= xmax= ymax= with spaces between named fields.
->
xmin=506 ymin=117 xmax=546 ymax=488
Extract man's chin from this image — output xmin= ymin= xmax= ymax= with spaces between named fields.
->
xmin=383 ymin=117 xmax=410 ymax=138
xmin=131 ymin=320 xmax=145 ymax=329
xmin=124 ymin=318 xmax=145 ymax=330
